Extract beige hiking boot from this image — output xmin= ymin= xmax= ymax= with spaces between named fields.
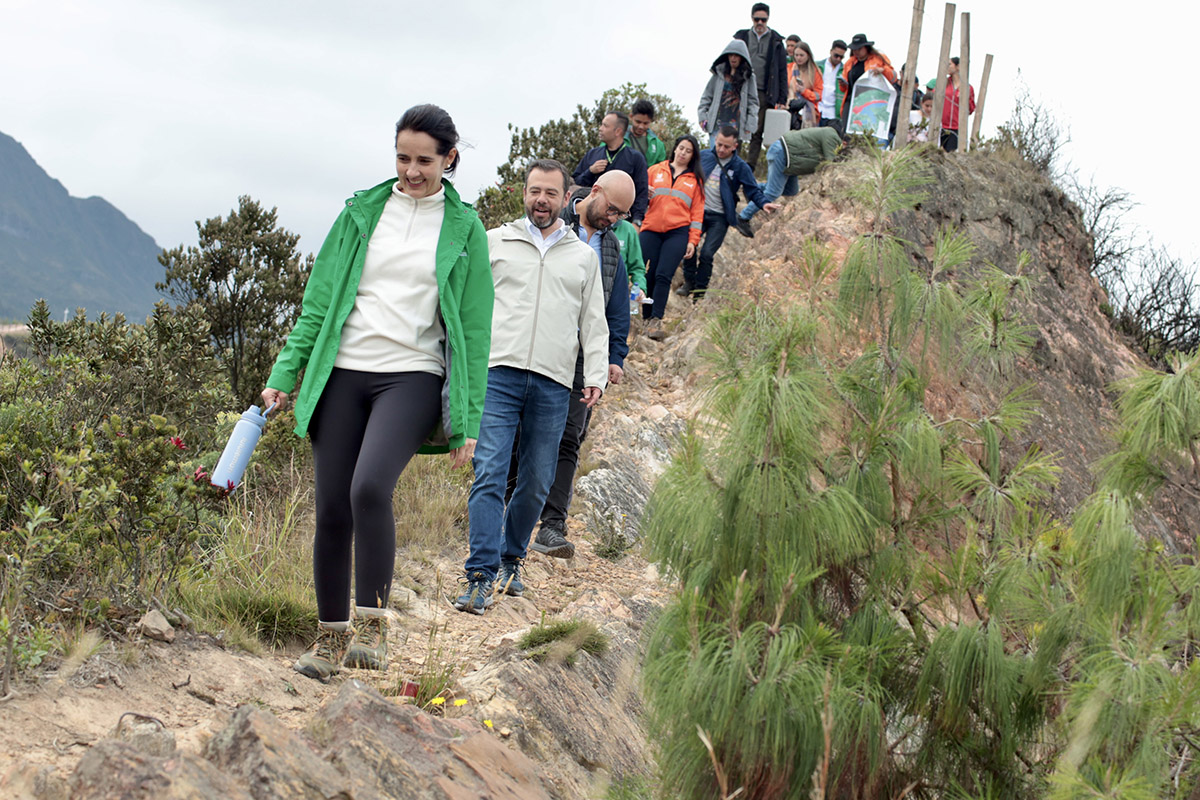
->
xmin=294 ymin=622 xmax=354 ymax=682
xmin=344 ymin=609 xmax=389 ymax=670
xmin=645 ymin=318 xmax=666 ymax=341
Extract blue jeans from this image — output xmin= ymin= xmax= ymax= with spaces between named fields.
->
xmin=739 ymin=139 xmax=798 ymax=220
xmin=466 ymin=366 xmax=570 ymax=580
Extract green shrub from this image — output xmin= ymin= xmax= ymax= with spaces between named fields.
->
xmin=0 ymin=301 xmax=235 ymax=687
xmin=517 ymin=617 xmax=608 ymax=666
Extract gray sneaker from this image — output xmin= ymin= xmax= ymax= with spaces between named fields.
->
xmin=294 ymin=625 xmax=354 ymax=682
xmin=344 ymin=614 xmax=388 ymax=670
xmin=529 ymin=524 xmax=575 ymax=559
xmin=497 ymin=559 xmax=526 ymax=597
xmin=453 ymin=571 xmax=494 ymax=615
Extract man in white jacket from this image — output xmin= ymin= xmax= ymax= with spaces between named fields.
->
xmin=455 ymin=159 xmax=611 ymax=614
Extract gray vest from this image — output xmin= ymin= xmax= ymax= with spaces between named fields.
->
xmin=563 ymin=193 xmax=619 ymax=302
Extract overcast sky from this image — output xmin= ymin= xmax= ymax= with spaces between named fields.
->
xmin=3 ymin=0 xmax=1195 ymax=266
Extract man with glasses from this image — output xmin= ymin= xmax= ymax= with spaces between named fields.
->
xmin=516 ymin=171 xmax=635 ymax=560
xmin=455 ymin=159 xmax=609 ymax=614
xmin=572 ymin=111 xmax=649 ymax=230
xmin=817 ymin=39 xmax=849 ymax=136
xmin=733 ymin=3 xmax=789 ymax=169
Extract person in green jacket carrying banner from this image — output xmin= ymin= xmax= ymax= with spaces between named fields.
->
xmin=261 ymin=104 xmax=494 ymax=682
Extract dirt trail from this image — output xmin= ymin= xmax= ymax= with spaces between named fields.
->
xmin=0 ymin=294 xmax=703 ymax=783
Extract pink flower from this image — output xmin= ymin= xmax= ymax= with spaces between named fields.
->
xmin=193 ymin=466 xmax=209 ymax=483
xmin=167 ymin=436 xmax=187 ymax=450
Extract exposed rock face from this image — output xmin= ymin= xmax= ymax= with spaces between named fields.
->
xmin=36 ymin=682 xmax=552 ymax=800
xmin=205 ymin=705 xmax=352 ymax=799
xmin=458 ymin=587 xmax=657 ymax=798
xmin=314 ymin=681 xmax=551 ymax=800
xmin=69 ymin=740 xmax=251 ymax=799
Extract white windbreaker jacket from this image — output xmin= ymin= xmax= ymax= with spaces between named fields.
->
xmin=486 ymin=220 xmax=609 ymax=391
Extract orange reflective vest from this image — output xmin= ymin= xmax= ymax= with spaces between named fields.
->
xmin=642 ymin=161 xmax=705 ymax=246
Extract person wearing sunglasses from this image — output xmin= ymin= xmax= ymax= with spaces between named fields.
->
xmin=733 ymin=2 xmax=789 ymax=169
xmin=816 ymin=39 xmax=849 ymax=136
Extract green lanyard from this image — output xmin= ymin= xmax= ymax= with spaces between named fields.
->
xmin=606 ymin=143 xmax=626 ymax=163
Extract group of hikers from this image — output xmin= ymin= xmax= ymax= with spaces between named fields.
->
xmin=260 ymin=3 xmax=979 ymax=683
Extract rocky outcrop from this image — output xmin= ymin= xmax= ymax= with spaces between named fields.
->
xmin=9 ymin=682 xmax=554 ymax=800
xmin=457 ymin=586 xmax=660 ymax=799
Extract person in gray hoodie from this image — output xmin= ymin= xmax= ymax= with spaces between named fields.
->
xmin=698 ymin=39 xmax=760 ymax=146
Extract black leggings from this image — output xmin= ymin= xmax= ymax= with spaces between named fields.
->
xmin=309 ymin=367 xmax=441 ymax=622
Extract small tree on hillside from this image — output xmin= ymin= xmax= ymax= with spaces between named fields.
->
xmin=641 ymin=143 xmax=1200 ymax=798
xmin=158 ymin=197 xmax=312 ymax=407
xmin=475 ymin=82 xmax=698 ymax=229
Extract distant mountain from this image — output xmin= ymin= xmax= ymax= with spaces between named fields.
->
xmin=0 ymin=131 xmax=165 ymax=322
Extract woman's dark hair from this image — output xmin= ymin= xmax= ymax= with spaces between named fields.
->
xmin=394 ymin=104 xmax=460 ymax=174
xmin=721 ymin=46 xmax=752 ymax=89
xmin=670 ymin=135 xmax=705 ymax=183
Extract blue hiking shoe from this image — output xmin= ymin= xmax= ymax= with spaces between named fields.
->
xmin=496 ymin=559 xmax=526 ymax=597
xmin=453 ymin=571 xmax=494 ymax=615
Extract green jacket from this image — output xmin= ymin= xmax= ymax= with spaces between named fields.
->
xmin=266 ymin=178 xmax=493 ymax=452
xmin=781 ymin=127 xmax=841 ymax=176
xmin=625 ymin=130 xmax=667 ymax=169
xmin=612 ymin=219 xmax=646 ymax=292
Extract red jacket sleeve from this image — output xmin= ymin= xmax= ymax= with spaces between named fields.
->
xmin=802 ymin=68 xmax=823 ymax=105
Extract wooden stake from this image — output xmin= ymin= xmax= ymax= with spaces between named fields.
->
xmin=894 ymin=0 xmax=926 ymax=148
xmin=929 ymin=2 xmax=955 ymax=146
xmin=970 ymin=53 xmax=994 ymax=147
xmin=958 ymin=12 xmax=971 ymax=150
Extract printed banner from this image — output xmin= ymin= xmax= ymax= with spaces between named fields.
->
xmin=846 ymin=72 xmax=897 ymax=142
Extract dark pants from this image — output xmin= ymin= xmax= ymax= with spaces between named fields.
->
xmin=640 ymin=226 xmax=690 ymax=320
xmin=309 ymin=368 xmax=442 ymax=622
xmin=506 ymin=351 xmax=591 ymax=531
xmin=682 ymin=211 xmax=731 ymax=295
xmin=745 ymin=100 xmax=770 ymax=168
xmin=940 ymin=130 xmax=960 ymax=152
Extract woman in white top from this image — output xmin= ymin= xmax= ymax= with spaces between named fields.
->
xmin=262 ymin=105 xmax=493 ymax=681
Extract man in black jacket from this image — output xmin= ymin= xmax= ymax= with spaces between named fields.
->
xmin=572 ymin=112 xmax=649 ymax=229
xmin=734 ymin=2 xmax=788 ymax=169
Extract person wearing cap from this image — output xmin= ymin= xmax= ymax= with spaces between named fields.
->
xmin=840 ymin=33 xmax=896 ymax=128
xmin=938 ymin=56 xmax=976 ymax=152
xmin=816 ymin=39 xmax=849 ymax=136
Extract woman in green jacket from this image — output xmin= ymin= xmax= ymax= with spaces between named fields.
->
xmin=262 ymin=105 xmax=493 ymax=681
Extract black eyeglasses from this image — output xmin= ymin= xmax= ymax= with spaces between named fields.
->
xmin=605 ymin=206 xmax=631 ymax=220
xmin=753 ymin=16 xmax=768 ymax=22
